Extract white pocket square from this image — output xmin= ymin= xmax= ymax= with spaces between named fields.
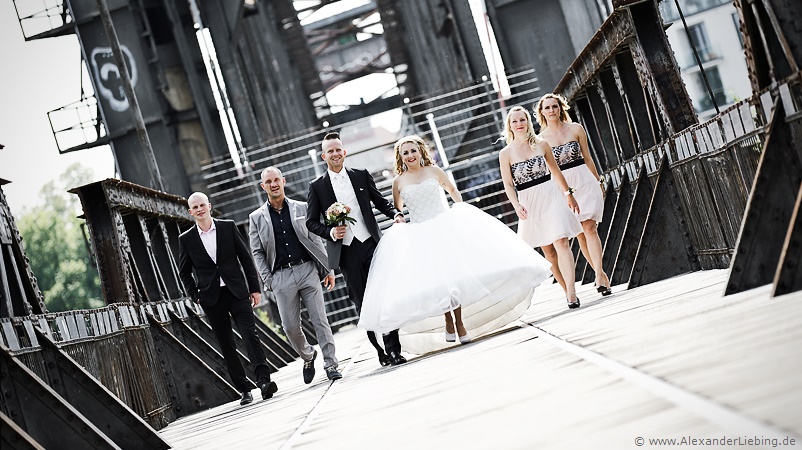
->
xmin=359 ymin=188 xmax=364 ymax=191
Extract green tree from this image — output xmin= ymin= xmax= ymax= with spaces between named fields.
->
xmin=17 ymin=163 xmax=104 ymax=312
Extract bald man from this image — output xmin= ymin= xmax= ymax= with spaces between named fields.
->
xmin=178 ymin=192 xmax=277 ymax=405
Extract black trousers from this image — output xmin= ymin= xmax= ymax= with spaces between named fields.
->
xmin=202 ymin=286 xmax=270 ymax=392
xmin=340 ymin=237 xmax=401 ymax=354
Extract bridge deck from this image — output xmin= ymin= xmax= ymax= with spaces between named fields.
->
xmin=159 ymin=270 xmax=802 ymax=449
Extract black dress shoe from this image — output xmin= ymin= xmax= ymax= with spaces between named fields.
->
xmin=258 ymin=381 xmax=278 ymax=400
xmin=378 ymin=352 xmax=391 ymax=367
xmin=240 ymin=391 xmax=253 ymax=405
xmin=325 ymin=367 xmax=343 ymax=380
xmin=303 ymin=350 xmax=317 ymax=384
xmin=388 ymin=351 xmax=407 ymax=366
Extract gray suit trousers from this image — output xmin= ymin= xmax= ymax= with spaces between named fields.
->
xmin=272 ymin=261 xmax=338 ymax=369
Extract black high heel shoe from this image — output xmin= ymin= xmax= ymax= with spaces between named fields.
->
xmin=567 ymin=296 xmax=581 ymax=309
xmin=597 ymin=285 xmax=612 ymax=296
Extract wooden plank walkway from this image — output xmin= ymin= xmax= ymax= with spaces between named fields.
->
xmin=160 ymin=270 xmax=802 ymax=449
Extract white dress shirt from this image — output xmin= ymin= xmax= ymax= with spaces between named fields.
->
xmin=328 ymin=168 xmax=371 ymax=246
xmin=198 ymin=221 xmax=225 ymax=286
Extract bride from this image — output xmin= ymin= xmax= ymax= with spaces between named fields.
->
xmin=358 ymin=135 xmax=552 ymax=355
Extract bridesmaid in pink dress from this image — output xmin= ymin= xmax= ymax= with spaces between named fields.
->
xmin=498 ymin=106 xmax=583 ymax=309
xmin=535 ymin=93 xmax=612 ymax=296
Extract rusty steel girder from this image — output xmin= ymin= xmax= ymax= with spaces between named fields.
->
xmin=0 ymin=180 xmax=46 ymax=318
xmin=556 ymin=10 xmax=635 ymax=102
xmin=33 ymin=327 xmax=169 ymax=449
xmin=0 ymin=343 xmax=120 ymax=449
xmin=725 ymin=0 xmax=802 ymax=295
xmin=557 ymin=3 xmax=696 ymax=135
xmin=71 ymin=179 xmax=192 ymax=305
xmin=726 ymin=78 xmax=802 ymax=295
xmin=734 ymin=0 xmax=802 ymax=93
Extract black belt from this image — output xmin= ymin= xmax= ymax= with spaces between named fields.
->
xmin=275 ymin=258 xmax=311 ymax=271
xmin=515 ymin=175 xmax=550 ymax=191
xmin=558 ymin=158 xmax=585 ymax=171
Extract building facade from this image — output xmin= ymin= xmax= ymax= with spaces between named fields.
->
xmin=660 ymin=0 xmax=752 ymax=120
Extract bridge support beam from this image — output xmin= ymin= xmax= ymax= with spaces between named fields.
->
xmin=611 ymin=163 xmax=652 ymax=286
xmin=0 ymin=345 xmax=118 ymax=450
xmin=727 ymin=98 xmax=802 ymax=295
xmin=146 ymin=313 xmax=240 ymax=416
xmin=0 ymin=412 xmax=43 ymax=450
xmin=774 ymin=181 xmax=802 ymax=296
xmin=603 ymin=172 xmax=633 ymax=286
xmin=34 ymin=328 xmax=169 ymax=449
xmin=629 ymin=153 xmax=700 ymax=288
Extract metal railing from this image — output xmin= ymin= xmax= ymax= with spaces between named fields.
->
xmin=12 ymin=0 xmax=71 ymax=39
xmin=2 ymin=303 xmax=176 ymax=429
xmin=654 ymin=73 xmax=799 ymax=268
xmin=48 ymin=89 xmax=107 ymax=153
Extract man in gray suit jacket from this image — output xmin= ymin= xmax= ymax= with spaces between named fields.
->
xmin=249 ymin=167 xmax=341 ymax=383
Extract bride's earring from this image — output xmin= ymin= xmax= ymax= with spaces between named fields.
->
xmin=420 ymin=159 xmax=424 ymax=166
xmin=402 ymin=163 xmax=408 ymax=172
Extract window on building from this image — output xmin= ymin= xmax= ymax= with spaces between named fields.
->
xmin=694 ymin=66 xmax=728 ymax=112
xmin=688 ymin=23 xmax=714 ymax=60
xmin=659 ymin=0 xmax=733 ymax=23
xmin=732 ymin=13 xmax=744 ymax=48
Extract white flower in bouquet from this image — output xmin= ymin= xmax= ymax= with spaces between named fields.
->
xmin=325 ymin=202 xmax=357 ymax=226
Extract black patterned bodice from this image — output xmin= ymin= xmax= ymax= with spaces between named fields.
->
xmin=552 ymin=141 xmax=584 ymax=169
xmin=511 ymin=155 xmax=549 ymax=188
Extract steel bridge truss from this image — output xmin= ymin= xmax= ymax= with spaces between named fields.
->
xmin=554 ymin=0 xmax=802 ymax=295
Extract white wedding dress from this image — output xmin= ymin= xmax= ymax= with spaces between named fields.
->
xmin=358 ymin=177 xmax=552 ymax=354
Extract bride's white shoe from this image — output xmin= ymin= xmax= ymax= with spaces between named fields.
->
xmin=445 ymin=331 xmax=457 ymax=342
xmin=458 ymin=332 xmax=471 ymax=344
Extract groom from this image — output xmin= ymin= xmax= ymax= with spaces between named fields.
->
xmin=306 ymin=132 xmax=406 ymax=366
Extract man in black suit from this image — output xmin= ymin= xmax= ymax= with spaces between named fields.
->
xmin=306 ymin=132 xmax=407 ymax=366
xmin=178 ymin=192 xmax=278 ymax=405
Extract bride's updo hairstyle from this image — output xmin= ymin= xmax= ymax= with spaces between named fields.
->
xmin=533 ymin=93 xmax=571 ymax=129
xmin=393 ymin=135 xmax=434 ymax=175
xmin=501 ymin=105 xmax=543 ymax=148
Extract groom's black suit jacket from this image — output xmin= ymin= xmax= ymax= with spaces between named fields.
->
xmin=178 ymin=219 xmax=260 ymax=307
xmin=306 ymin=167 xmax=398 ymax=270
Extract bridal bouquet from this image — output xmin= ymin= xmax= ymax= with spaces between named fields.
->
xmin=325 ymin=202 xmax=357 ymax=226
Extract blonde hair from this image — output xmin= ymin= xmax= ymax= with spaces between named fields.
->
xmin=533 ymin=93 xmax=572 ymax=129
xmin=393 ymin=135 xmax=434 ymax=175
xmin=501 ymin=105 xmax=542 ymax=147
xmin=187 ymin=191 xmax=210 ymax=205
